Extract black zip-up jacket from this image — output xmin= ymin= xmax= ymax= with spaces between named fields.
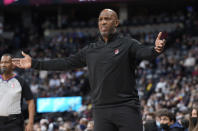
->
xmin=32 ymin=33 xmax=160 ymax=109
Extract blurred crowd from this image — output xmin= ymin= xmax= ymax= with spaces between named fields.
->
xmin=0 ymin=7 xmax=198 ymax=131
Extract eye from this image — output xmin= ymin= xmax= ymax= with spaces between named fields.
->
xmin=99 ymin=17 xmax=103 ymax=21
xmin=104 ymin=17 xmax=110 ymax=21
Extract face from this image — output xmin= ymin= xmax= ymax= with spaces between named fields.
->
xmin=87 ymin=121 xmax=94 ymax=130
xmin=0 ymin=55 xmax=13 ymax=74
xmin=146 ymin=115 xmax=153 ymax=121
xmin=192 ymin=109 xmax=197 ymax=117
xmin=98 ymin=9 xmax=119 ymax=38
xmin=160 ymin=116 xmax=171 ymax=126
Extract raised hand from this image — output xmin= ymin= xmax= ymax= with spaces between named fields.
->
xmin=155 ymin=32 xmax=166 ymax=53
xmin=12 ymin=51 xmax=32 ymax=69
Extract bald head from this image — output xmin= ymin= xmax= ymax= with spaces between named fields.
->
xmin=99 ymin=9 xmax=118 ymax=20
xmin=98 ymin=9 xmax=119 ymax=41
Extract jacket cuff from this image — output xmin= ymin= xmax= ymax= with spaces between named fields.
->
xmin=152 ymin=47 xmax=161 ymax=57
xmin=31 ymin=59 xmax=39 ymax=69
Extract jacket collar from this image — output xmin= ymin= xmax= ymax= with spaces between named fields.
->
xmin=97 ymin=32 xmax=122 ymax=49
xmin=98 ymin=32 xmax=119 ymax=43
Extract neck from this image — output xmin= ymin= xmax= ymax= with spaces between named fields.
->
xmin=101 ymin=29 xmax=117 ymax=43
xmin=103 ymin=36 xmax=108 ymax=43
xmin=2 ymin=72 xmax=14 ymax=80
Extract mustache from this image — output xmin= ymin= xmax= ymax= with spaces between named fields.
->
xmin=0 ymin=67 xmax=7 ymax=74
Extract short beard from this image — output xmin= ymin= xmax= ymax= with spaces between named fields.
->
xmin=100 ymin=27 xmax=116 ymax=38
xmin=0 ymin=68 xmax=11 ymax=75
xmin=0 ymin=68 xmax=6 ymax=74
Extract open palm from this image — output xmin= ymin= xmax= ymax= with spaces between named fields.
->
xmin=12 ymin=51 xmax=32 ymax=69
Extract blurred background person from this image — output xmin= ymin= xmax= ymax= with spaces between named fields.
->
xmin=85 ymin=121 xmax=94 ymax=131
xmin=188 ymin=107 xmax=198 ymax=131
xmin=159 ymin=110 xmax=184 ymax=131
xmin=0 ymin=54 xmax=35 ymax=131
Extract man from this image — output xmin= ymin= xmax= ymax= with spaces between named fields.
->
xmin=0 ymin=54 xmax=35 ymax=131
xmin=12 ymin=9 xmax=165 ymax=131
xmin=159 ymin=110 xmax=184 ymax=131
xmin=145 ymin=112 xmax=156 ymax=121
xmin=75 ymin=118 xmax=88 ymax=131
xmin=85 ymin=121 xmax=94 ymax=131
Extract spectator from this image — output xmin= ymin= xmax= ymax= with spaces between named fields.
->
xmin=188 ymin=107 xmax=198 ymax=131
xmin=75 ymin=118 xmax=88 ymax=131
xmin=85 ymin=121 xmax=94 ymax=131
xmin=159 ymin=110 xmax=184 ymax=131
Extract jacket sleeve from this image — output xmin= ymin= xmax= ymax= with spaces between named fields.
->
xmin=31 ymin=46 xmax=87 ymax=71
xmin=130 ymin=39 xmax=160 ymax=61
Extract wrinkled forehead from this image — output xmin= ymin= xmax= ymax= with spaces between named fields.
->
xmin=99 ymin=9 xmax=117 ymax=19
xmin=1 ymin=56 xmax=12 ymax=62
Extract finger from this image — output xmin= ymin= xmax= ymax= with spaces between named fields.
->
xmin=156 ymin=44 xmax=164 ymax=48
xmin=155 ymin=48 xmax=161 ymax=53
xmin=156 ymin=49 xmax=163 ymax=52
xmin=156 ymin=40 xmax=166 ymax=47
xmin=155 ymin=46 xmax=164 ymax=50
xmin=160 ymin=42 xmax=165 ymax=47
xmin=12 ymin=62 xmax=19 ymax=66
xmin=156 ymin=47 xmax=164 ymax=52
xmin=12 ymin=62 xmax=22 ymax=68
xmin=156 ymin=45 xmax=164 ymax=49
xmin=162 ymin=39 xmax=166 ymax=45
xmin=22 ymin=51 xmax=28 ymax=57
xmin=12 ymin=58 xmax=21 ymax=62
xmin=12 ymin=59 xmax=21 ymax=65
xmin=155 ymin=48 xmax=163 ymax=53
xmin=157 ymin=32 xmax=162 ymax=40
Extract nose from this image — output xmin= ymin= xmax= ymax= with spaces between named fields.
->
xmin=1 ymin=63 xmax=6 ymax=67
xmin=101 ymin=19 xmax=107 ymax=25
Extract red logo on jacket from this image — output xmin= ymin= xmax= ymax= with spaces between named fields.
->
xmin=114 ymin=49 xmax=119 ymax=55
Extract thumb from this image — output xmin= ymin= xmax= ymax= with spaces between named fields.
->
xmin=162 ymin=39 xmax=166 ymax=43
xmin=22 ymin=51 xmax=28 ymax=57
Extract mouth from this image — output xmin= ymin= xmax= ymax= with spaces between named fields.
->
xmin=0 ymin=67 xmax=7 ymax=73
xmin=101 ymin=26 xmax=108 ymax=32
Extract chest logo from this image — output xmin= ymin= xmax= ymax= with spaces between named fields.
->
xmin=114 ymin=49 xmax=119 ymax=55
xmin=11 ymin=84 xmax=15 ymax=88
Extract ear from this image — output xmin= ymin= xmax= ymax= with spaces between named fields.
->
xmin=115 ymin=20 xmax=120 ymax=27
